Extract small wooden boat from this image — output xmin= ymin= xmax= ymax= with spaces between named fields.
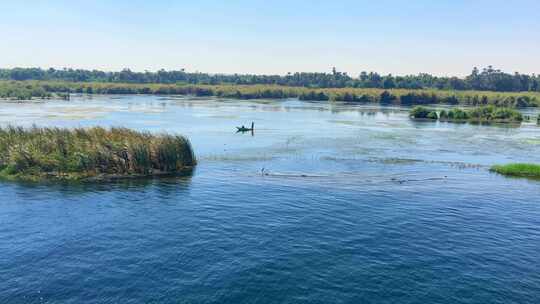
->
xmin=236 ymin=122 xmax=254 ymax=132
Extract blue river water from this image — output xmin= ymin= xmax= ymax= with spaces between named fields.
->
xmin=1 ymin=95 xmax=540 ymax=303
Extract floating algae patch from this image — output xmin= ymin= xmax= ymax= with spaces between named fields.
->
xmin=44 ymin=113 xmax=107 ymax=120
xmin=120 ymin=107 xmax=166 ymax=114
xmin=43 ymin=107 xmax=113 ymax=120
xmin=369 ymin=131 xmax=418 ymax=145
xmin=0 ymin=126 xmax=196 ymax=182
xmin=328 ymin=156 xmax=485 ymax=170
xmin=521 ymin=138 xmax=540 ymax=145
xmin=368 ymin=157 xmax=424 ymax=165
xmin=369 ymin=132 xmax=403 ymax=141
xmin=328 ymin=120 xmax=369 ymax=127
xmin=202 ymin=154 xmax=277 ymax=162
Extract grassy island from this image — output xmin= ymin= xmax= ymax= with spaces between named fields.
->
xmin=0 ymin=126 xmax=196 ymax=182
xmin=490 ymin=163 xmax=540 ymax=179
xmin=410 ymin=106 xmax=523 ymax=123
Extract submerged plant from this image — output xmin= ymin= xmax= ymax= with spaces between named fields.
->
xmin=0 ymin=126 xmax=196 ymax=182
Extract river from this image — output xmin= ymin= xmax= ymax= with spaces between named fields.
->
xmin=1 ymin=95 xmax=540 ymax=303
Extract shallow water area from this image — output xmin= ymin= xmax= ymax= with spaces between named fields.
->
xmin=1 ymin=95 xmax=540 ymax=303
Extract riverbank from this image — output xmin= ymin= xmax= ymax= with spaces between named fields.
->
xmin=0 ymin=81 xmax=69 ymax=100
xmin=1 ymin=80 xmax=539 ymax=107
xmin=0 ymin=126 xmax=196 ymax=182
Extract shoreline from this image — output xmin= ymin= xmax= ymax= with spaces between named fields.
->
xmin=1 ymin=80 xmax=539 ymax=107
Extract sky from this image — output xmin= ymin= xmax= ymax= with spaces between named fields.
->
xmin=1 ymin=0 xmax=539 ymax=76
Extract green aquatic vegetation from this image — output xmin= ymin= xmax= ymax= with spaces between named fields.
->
xmin=466 ymin=106 xmax=523 ymax=122
xmin=414 ymin=106 xmax=523 ymax=123
xmin=444 ymin=108 xmax=470 ymax=121
xmin=490 ymin=163 xmax=540 ymax=179
xmin=426 ymin=111 xmax=438 ymax=120
xmin=1 ymin=80 xmax=539 ymax=107
xmin=0 ymin=126 xmax=196 ymax=182
xmin=521 ymin=139 xmax=540 ymax=145
xmin=0 ymin=81 xmax=68 ymax=100
xmin=0 ymin=81 xmax=52 ymax=100
xmin=410 ymin=106 xmax=438 ymax=119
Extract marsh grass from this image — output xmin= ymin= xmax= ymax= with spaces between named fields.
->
xmin=2 ymin=80 xmax=540 ymax=107
xmin=0 ymin=126 xmax=196 ymax=182
xmin=411 ymin=106 xmax=523 ymax=123
xmin=490 ymin=163 xmax=540 ymax=179
xmin=0 ymin=81 xmax=68 ymax=100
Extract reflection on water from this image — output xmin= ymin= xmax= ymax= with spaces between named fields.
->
xmin=9 ymin=174 xmax=193 ymax=195
xmin=1 ymin=95 xmax=540 ymax=303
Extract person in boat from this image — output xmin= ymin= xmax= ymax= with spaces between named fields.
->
xmin=238 ymin=122 xmax=254 ymax=130
xmin=236 ymin=122 xmax=254 ymax=132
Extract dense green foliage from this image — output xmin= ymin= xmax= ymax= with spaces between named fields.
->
xmin=412 ymin=106 xmax=523 ymax=123
xmin=441 ymin=106 xmax=522 ymax=122
xmin=490 ymin=163 xmax=540 ymax=179
xmin=0 ymin=81 xmax=70 ymax=100
xmin=0 ymin=126 xmax=195 ymax=181
xmin=410 ymin=106 xmax=438 ymax=119
xmin=0 ymin=81 xmax=52 ymax=100
xmin=1 ymin=66 xmax=539 ymax=92
xmin=2 ymin=81 xmax=539 ymax=107
xmin=466 ymin=106 xmax=523 ymax=122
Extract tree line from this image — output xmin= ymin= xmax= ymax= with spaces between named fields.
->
xmin=0 ymin=66 xmax=539 ymax=92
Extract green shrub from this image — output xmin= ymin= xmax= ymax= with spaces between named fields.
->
xmin=446 ymin=108 xmax=469 ymax=120
xmin=439 ymin=110 xmax=448 ymax=119
xmin=380 ymin=91 xmax=397 ymax=104
xmin=409 ymin=106 xmax=438 ymax=120
xmin=410 ymin=106 xmax=432 ymax=119
xmin=465 ymin=106 xmax=522 ymax=122
xmin=426 ymin=111 xmax=438 ymax=120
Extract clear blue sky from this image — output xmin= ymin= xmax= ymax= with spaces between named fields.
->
xmin=1 ymin=0 xmax=539 ymax=76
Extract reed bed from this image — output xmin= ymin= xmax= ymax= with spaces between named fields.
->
xmin=410 ymin=106 xmax=523 ymax=123
xmin=0 ymin=81 xmax=52 ymax=100
xmin=0 ymin=126 xmax=196 ymax=181
xmin=2 ymin=80 xmax=540 ymax=107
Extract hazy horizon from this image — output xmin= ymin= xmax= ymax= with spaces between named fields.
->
xmin=2 ymin=0 xmax=539 ymax=77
